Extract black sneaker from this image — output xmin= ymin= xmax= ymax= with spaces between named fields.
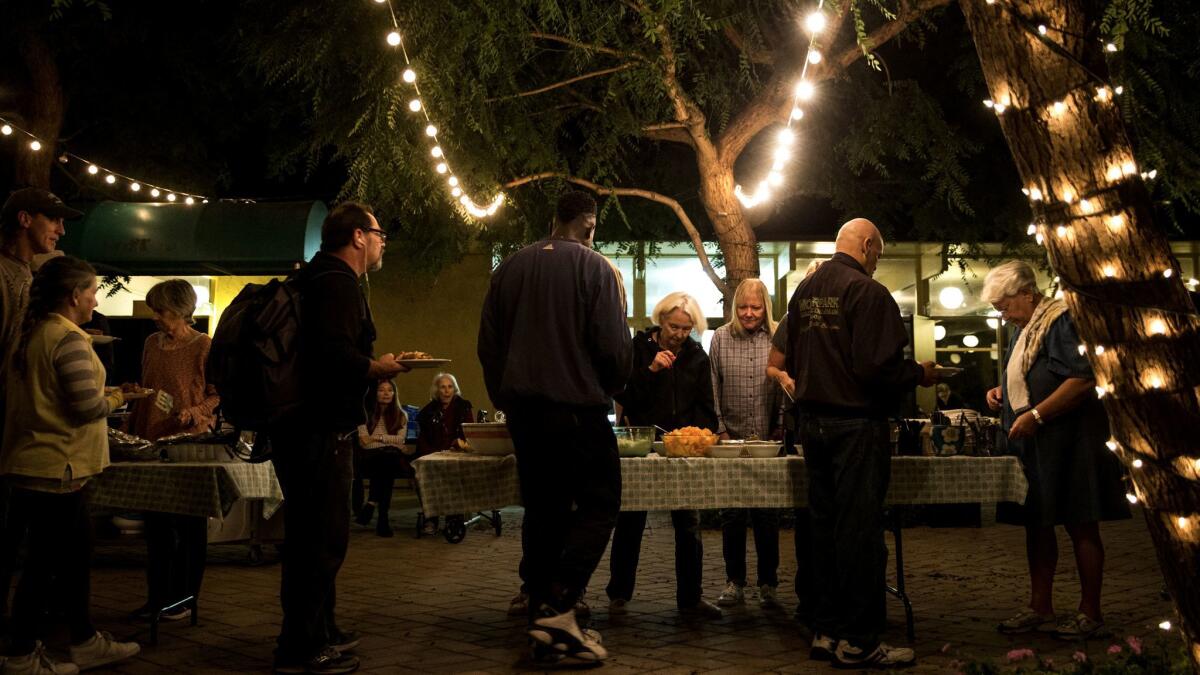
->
xmin=330 ymin=630 xmax=362 ymax=653
xmin=376 ymin=520 xmax=394 ymax=538
xmin=833 ymin=640 xmax=916 ymax=669
xmin=274 ymin=647 xmax=359 ymax=674
xmin=355 ymin=503 xmax=374 ymax=526
xmin=527 ymin=605 xmax=608 ymax=663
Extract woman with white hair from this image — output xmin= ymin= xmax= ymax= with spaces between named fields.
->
xmin=981 ymin=260 xmax=1128 ymax=640
xmin=606 ymin=291 xmax=722 ymax=619
xmin=416 ymin=372 xmax=473 ymax=534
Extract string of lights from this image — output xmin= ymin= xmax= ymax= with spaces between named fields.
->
xmin=372 ymin=0 xmax=505 ymax=220
xmin=0 ymin=114 xmax=209 ymax=204
xmin=734 ymin=0 xmax=825 ymax=209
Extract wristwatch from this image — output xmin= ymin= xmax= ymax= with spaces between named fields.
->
xmin=1030 ymin=408 xmax=1044 ymax=425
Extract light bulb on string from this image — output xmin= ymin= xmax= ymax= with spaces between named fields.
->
xmin=1107 ymin=215 xmax=1124 ymax=229
xmin=807 ymin=50 xmax=822 ymax=64
xmin=29 ymin=140 xmax=41 ymax=151
xmin=448 ymin=176 xmax=459 ymax=187
xmin=1132 ymin=458 xmax=1144 ymax=468
xmin=804 ymin=11 xmax=827 ymax=34
xmin=185 ymin=197 xmax=195 ymax=205
xmin=795 ymin=81 xmax=815 ymax=101
xmin=435 ymin=162 xmax=448 ymax=174
xmin=0 ymin=125 xmax=11 ymax=135
xmin=1026 ymin=224 xmax=1037 ymax=236
xmin=778 ymin=128 xmax=796 ymax=146
xmin=768 ymin=171 xmax=783 ymax=187
xmin=1163 ymin=269 xmax=1173 ymax=279
xmin=387 ymin=31 xmax=401 ymax=46
xmin=1160 ymin=621 xmax=1172 ymax=631
xmin=431 ymin=146 xmax=443 ymax=158
xmin=1126 ymin=493 xmax=1137 ymax=504
xmin=88 ymin=165 xmax=99 ymax=175
xmin=1037 ymin=24 xmax=1047 ymax=35
xmin=790 ymin=107 xmax=804 ymax=121
xmin=451 ymin=186 xmax=462 ymax=197
xmin=150 ymin=188 xmax=161 ymax=198
xmin=104 ymin=174 xmax=116 ymax=184
xmin=1051 ymin=101 xmax=1066 ymax=117
xmin=425 ymin=124 xmax=437 ymax=137
xmin=1115 ymin=86 xmax=1124 ymax=95
xmin=1106 ymin=438 xmax=1118 ymax=451
xmin=1102 ymin=265 xmax=1117 ymax=278
xmin=166 ymin=193 xmax=176 ymax=202
xmin=402 ymin=69 xmax=416 ymax=83
xmin=408 ymin=99 xmax=422 ymax=112
xmin=130 ymin=183 xmax=141 ymax=192
xmin=1106 ymin=42 xmax=1117 ymax=52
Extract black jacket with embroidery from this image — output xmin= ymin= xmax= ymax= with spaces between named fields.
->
xmin=786 ymin=252 xmax=922 ymax=417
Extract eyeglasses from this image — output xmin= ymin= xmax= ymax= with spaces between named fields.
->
xmin=362 ymin=227 xmax=388 ymax=242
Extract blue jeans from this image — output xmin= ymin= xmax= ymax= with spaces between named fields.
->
xmin=800 ymin=414 xmax=891 ymax=648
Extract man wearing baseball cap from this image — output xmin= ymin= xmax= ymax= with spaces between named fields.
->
xmin=0 ymin=186 xmax=82 ymax=633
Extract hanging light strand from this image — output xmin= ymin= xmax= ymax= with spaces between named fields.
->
xmin=734 ymin=0 xmax=825 ymax=208
xmin=375 ymin=0 xmax=504 ymax=219
xmin=0 ymin=115 xmax=208 ymax=205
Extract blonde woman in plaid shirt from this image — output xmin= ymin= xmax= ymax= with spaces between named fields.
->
xmin=709 ymin=278 xmax=785 ymax=610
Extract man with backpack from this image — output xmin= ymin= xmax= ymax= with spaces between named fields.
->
xmin=270 ymin=202 xmax=407 ymax=675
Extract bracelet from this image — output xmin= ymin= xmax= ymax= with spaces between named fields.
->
xmin=1030 ymin=408 xmax=1044 ymax=425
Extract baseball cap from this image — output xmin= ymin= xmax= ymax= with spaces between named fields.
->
xmin=2 ymin=187 xmax=84 ymax=228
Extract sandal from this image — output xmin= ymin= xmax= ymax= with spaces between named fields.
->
xmin=1054 ymin=612 xmax=1106 ymax=640
xmin=997 ymin=609 xmax=1056 ymax=634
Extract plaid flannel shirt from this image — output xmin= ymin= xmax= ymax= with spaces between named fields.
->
xmin=709 ymin=323 xmax=782 ymax=439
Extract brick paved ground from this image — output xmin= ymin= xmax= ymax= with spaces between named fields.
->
xmin=66 ymin=494 xmax=1174 ymax=674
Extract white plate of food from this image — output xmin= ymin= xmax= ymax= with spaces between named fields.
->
xmin=395 ymin=350 xmax=451 ymax=368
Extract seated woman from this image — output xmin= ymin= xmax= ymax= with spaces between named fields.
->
xmin=607 ymin=291 xmax=722 ymax=619
xmin=981 ymin=261 xmax=1129 ymax=639
xmin=127 ymin=279 xmax=220 ymax=622
xmin=354 ymin=379 xmax=411 ymax=537
xmin=416 ymin=373 xmax=473 ymax=533
xmin=2 ymin=256 xmax=141 ymax=672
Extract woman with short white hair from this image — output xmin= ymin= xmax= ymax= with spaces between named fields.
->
xmin=606 ymin=291 xmax=722 ymax=618
xmin=416 ymin=372 xmax=474 ymax=535
xmin=981 ymin=260 xmax=1128 ymax=639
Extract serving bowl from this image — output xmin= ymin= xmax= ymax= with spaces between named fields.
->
xmin=614 ymin=426 xmax=655 ymax=457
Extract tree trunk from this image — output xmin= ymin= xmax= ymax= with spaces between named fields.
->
xmin=696 ymin=158 xmax=759 ymax=318
xmin=14 ymin=30 xmax=64 ymax=188
xmin=962 ymin=1 xmax=1200 ymax=669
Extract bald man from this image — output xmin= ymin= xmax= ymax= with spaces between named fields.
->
xmin=783 ymin=218 xmax=936 ymax=669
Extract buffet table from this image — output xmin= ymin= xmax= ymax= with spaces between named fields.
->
xmin=91 ymin=460 xmax=283 ymax=519
xmin=413 ymin=452 xmax=1028 ymax=642
xmin=412 ymin=453 xmax=1027 ymax=516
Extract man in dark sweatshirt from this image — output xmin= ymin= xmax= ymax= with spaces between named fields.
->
xmin=478 ymin=191 xmax=631 ymax=665
xmin=786 ymin=218 xmax=937 ymax=669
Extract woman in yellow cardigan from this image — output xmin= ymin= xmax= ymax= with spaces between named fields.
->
xmin=2 ymin=256 xmax=140 ymax=674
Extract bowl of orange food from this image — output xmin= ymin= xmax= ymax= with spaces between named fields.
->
xmin=661 ymin=426 xmax=719 ymax=457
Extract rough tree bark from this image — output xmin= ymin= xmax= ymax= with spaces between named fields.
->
xmin=13 ymin=30 xmax=64 ymax=188
xmin=961 ymin=0 xmax=1200 ymax=668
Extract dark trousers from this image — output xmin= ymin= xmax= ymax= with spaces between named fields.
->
xmin=144 ymin=513 xmax=207 ymax=610
xmin=719 ymin=508 xmax=780 ymax=587
xmin=8 ymin=486 xmax=96 ymax=654
xmin=793 ymin=507 xmax=816 ymax=621
xmin=0 ymin=479 xmax=27 ymax=627
xmin=353 ymin=448 xmax=406 ymax=521
xmin=506 ymin=404 xmax=620 ymax=615
xmin=607 ymin=509 xmax=703 ymax=607
xmin=799 ymin=415 xmax=891 ymax=648
xmin=271 ymin=430 xmax=353 ymax=662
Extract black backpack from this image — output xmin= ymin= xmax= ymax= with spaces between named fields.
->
xmin=207 ymin=269 xmax=350 ymax=458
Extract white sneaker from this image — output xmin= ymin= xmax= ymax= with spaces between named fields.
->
xmin=3 ymin=643 xmax=79 ymax=675
xmin=833 ymin=640 xmax=916 ymax=669
xmin=717 ymin=581 xmax=745 ymax=607
xmin=810 ymin=633 xmax=836 ymax=661
xmin=759 ymin=584 xmax=781 ymax=609
xmin=68 ymin=631 xmax=140 ymax=671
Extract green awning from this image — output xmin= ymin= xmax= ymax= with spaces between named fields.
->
xmin=59 ymin=200 xmax=326 ymax=275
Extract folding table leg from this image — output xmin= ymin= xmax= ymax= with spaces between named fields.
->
xmin=883 ymin=507 xmax=915 ymax=643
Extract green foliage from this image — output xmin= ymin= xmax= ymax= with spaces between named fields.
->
xmin=1103 ymin=0 xmax=1200 ymax=234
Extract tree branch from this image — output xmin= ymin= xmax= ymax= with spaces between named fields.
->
xmin=528 ymin=32 xmax=647 ymax=61
xmin=641 ymin=122 xmax=693 ymax=146
xmin=722 ymin=26 xmax=775 ymax=65
xmin=504 ymin=172 xmax=728 ymax=295
xmin=716 ymin=0 xmax=953 ymax=166
xmin=484 ymin=62 xmax=640 ymax=103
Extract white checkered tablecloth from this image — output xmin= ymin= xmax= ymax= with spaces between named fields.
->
xmin=412 ymin=453 xmax=1027 ymax=517
xmin=90 ymin=460 xmax=283 ymax=519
